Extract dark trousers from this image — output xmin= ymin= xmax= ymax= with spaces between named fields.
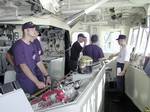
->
xmin=17 ymin=67 xmax=44 ymax=95
xmin=70 ymin=60 xmax=78 ymax=72
xmin=116 ymin=62 xmax=125 ymax=93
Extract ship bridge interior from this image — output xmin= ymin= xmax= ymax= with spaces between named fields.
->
xmin=0 ymin=0 xmax=150 ymax=112
xmin=0 ymin=0 xmax=150 ymax=26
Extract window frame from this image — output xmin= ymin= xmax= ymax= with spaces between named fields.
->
xmin=144 ymin=28 xmax=150 ymax=56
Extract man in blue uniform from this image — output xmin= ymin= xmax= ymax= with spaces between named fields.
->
xmin=6 ymin=32 xmax=43 ymax=66
xmin=12 ymin=22 xmax=51 ymax=95
xmin=70 ymin=33 xmax=87 ymax=71
xmin=83 ymin=34 xmax=104 ymax=62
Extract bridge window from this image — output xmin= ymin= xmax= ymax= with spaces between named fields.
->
xmin=137 ymin=28 xmax=149 ymax=54
xmin=128 ymin=28 xmax=139 ymax=49
xmin=134 ymin=27 xmax=144 ymax=54
xmin=130 ymin=27 xmax=150 ymax=56
xmin=102 ymin=31 xmax=120 ymax=53
xmin=145 ymin=32 xmax=150 ymax=56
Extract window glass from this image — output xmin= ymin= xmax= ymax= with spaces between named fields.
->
xmin=127 ymin=28 xmax=133 ymax=46
xmin=137 ymin=28 xmax=149 ymax=54
xmin=145 ymin=32 xmax=150 ymax=56
xmin=131 ymin=28 xmax=139 ymax=47
xmin=103 ymin=31 xmax=120 ymax=53
xmin=135 ymin=27 xmax=143 ymax=54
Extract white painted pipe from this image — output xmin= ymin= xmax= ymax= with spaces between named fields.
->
xmin=84 ymin=0 xmax=110 ymax=14
xmin=66 ymin=10 xmax=85 ymax=27
xmin=66 ymin=0 xmax=110 ymax=27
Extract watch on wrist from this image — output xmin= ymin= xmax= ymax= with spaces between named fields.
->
xmin=44 ymin=75 xmax=50 ymax=79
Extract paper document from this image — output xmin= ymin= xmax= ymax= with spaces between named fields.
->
xmin=117 ymin=67 xmax=122 ymax=76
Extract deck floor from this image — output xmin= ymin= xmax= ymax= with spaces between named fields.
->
xmin=104 ymin=82 xmax=141 ymax=112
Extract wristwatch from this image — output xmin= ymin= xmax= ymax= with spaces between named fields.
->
xmin=44 ymin=75 xmax=50 ymax=79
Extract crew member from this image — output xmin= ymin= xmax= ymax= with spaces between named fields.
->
xmin=70 ymin=33 xmax=87 ymax=71
xmin=109 ymin=34 xmax=130 ymax=100
xmin=83 ymin=34 xmax=104 ymax=62
xmin=12 ymin=22 xmax=51 ymax=95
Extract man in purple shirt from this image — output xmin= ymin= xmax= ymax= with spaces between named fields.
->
xmin=83 ymin=34 xmax=104 ymax=62
xmin=12 ymin=22 xmax=51 ymax=95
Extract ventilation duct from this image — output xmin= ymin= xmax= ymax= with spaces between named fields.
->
xmin=66 ymin=0 xmax=109 ymax=28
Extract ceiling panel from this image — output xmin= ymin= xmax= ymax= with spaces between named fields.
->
xmin=0 ymin=0 xmax=148 ymax=26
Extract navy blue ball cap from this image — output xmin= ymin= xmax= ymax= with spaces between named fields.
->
xmin=116 ymin=34 xmax=126 ymax=40
xmin=78 ymin=33 xmax=86 ymax=38
xmin=22 ymin=21 xmax=35 ymax=30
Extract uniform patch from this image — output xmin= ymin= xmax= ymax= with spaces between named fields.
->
xmin=39 ymin=50 xmax=41 ymax=55
xmin=32 ymin=54 xmax=36 ymax=60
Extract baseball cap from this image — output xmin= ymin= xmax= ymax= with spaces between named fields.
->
xmin=78 ymin=33 xmax=86 ymax=38
xmin=116 ymin=34 xmax=126 ymax=40
xmin=22 ymin=22 xmax=35 ymax=30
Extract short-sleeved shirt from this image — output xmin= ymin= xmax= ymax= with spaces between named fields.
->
xmin=83 ymin=44 xmax=104 ymax=62
xmin=12 ymin=39 xmax=44 ymax=94
xmin=13 ymin=39 xmax=41 ymax=73
xmin=33 ymin=39 xmax=43 ymax=56
xmin=70 ymin=41 xmax=83 ymax=61
xmin=8 ymin=39 xmax=43 ymax=56
xmin=117 ymin=46 xmax=131 ymax=63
